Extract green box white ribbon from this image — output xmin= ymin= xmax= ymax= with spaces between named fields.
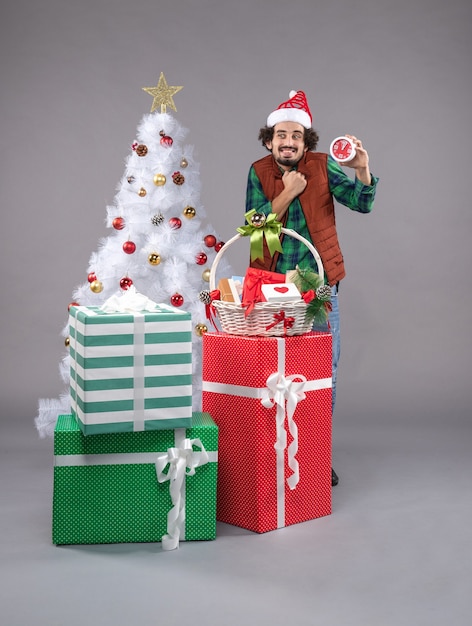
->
xmin=53 ymin=412 xmax=218 ymax=546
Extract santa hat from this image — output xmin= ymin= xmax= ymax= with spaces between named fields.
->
xmin=267 ymin=90 xmax=312 ymax=129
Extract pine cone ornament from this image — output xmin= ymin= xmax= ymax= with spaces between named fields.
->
xmin=136 ymin=144 xmax=148 ymax=157
xmin=315 ymin=285 xmax=331 ymax=302
xmin=199 ymin=290 xmax=212 ymax=305
xmin=172 ymin=171 xmax=185 ymax=185
xmin=151 ymin=213 xmax=164 ymax=226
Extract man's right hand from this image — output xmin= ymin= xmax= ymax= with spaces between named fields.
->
xmin=271 ymin=170 xmax=307 ymax=219
xmin=282 ymin=170 xmax=307 ymax=197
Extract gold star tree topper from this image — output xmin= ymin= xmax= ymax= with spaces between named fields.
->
xmin=142 ymin=72 xmax=183 ymax=113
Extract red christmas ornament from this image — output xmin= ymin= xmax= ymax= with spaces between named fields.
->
xmin=204 ymin=234 xmax=217 ymax=248
xmin=123 ymin=241 xmax=136 ymax=254
xmin=112 ymin=217 xmax=125 ymax=230
xmin=159 ymin=130 xmax=173 ymax=147
xmin=87 ymin=272 xmax=97 ymax=283
xmin=68 ymin=301 xmax=80 ymax=311
xmin=120 ymin=277 xmax=133 ymax=290
xmin=169 ymin=217 xmax=182 ymax=229
xmin=170 ymin=293 xmax=184 ymax=307
xmin=195 ymin=252 xmax=207 ymax=265
xmin=215 ymin=241 xmax=225 ymax=252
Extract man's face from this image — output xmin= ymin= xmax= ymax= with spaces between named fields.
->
xmin=266 ymin=122 xmax=307 ymax=170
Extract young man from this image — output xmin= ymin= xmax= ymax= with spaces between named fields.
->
xmin=246 ymin=90 xmax=379 ymax=486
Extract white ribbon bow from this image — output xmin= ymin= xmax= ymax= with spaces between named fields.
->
xmin=261 ymin=373 xmax=307 ymax=490
xmin=100 ymin=285 xmax=158 ymax=313
xmin=156 ymin=438 xmax=209 ymax=551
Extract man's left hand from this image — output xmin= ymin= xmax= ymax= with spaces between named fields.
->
xmin=344 ymin=135 xmax=372 ymax=186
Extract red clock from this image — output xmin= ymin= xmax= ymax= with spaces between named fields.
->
xmin=330 ymin=136 xmax=356 ymax=163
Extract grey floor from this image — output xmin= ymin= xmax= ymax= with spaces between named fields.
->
xmin=1 ymin=411 xmax=471 ymax=626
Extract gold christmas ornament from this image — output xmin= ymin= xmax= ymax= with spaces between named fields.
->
xmin=250 ymin=212 xmax=266 ymax=228
xmin=90 ymin=280 xmax=103 ymax=293
xmin=65 ymin=336 xmax=70 ymax=347
xmin=138 ymin=187 xmax=147 ymax=197
xmin=202 ymin=268 xmax=211 ymax=282
xmin=180 ymin=157 xmax=188 ymax=168
xmin=183 ymin=205 xmax=196 ymax=219
xmin=153 ymin=173 xmax=166 ymax=186
xmin=148 ymin=253 xmax=161 ymax=266
xmin=142 ymin=72 xmax=183 ymax=113
xmin=194 ymin=323 xmax=208 ymax=337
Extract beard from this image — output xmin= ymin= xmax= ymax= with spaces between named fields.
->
xmin=275 ymin=155 xmax=300 ymax=168
xmin=274 ymin=147 xmax=303 ymax=169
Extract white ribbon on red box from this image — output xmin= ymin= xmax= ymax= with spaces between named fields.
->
xmin=261 ymin=371 xmax=305 ymax=488
xmin=202 ymin=337 xmax=331 ymax=528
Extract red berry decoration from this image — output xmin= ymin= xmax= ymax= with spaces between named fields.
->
xmin=195 ymin=252 xmax=207 ymax=265
xmin=87 ymin=272 xmax=97 ymax=283
xmin=169 ymin=217 xmax=182 ymax=229
xmin=112 ymin=217 xmax=125 ymax=230
xmin=214 ymin=241 xmax=225 ymax=252
xmin=204 ymin=234 xmax=217 ymax=248
xmin=159 ymin=130 xmax=173 ymax=147
xmin=123 ymin=241 xmax=136 ymax=254
xmin=68 ymin=301 xmax=80 ymax=311
xmin=120 ymin=277 xmax=133 ymax=290
xmin=170 ymin=293 xmax=184 ymax=307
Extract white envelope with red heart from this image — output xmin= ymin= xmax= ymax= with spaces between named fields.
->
xmin=260 ymin=282 xmax=301 ymax=302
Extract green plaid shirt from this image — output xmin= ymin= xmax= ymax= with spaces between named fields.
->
xmin=245 ymin=155 xmax=378 ymax=277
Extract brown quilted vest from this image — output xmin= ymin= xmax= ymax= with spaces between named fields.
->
xmin=250 ymin=152 xmax=345 ymax=286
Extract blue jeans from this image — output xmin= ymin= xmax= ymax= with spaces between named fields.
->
xmin=313 ymin=284 xmax=340 ymax=413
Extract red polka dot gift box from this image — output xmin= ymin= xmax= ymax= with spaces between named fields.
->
xmin=202 ymin=332 xmax=332 ymax=534
xmin=52 ymin=412 xmax=217 ymax=549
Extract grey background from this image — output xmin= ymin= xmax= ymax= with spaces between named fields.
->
xmin=1 ymin=1 xmax=471 ymax=625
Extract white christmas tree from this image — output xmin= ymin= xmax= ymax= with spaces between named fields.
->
xmin=36 ymin=73 xmax=231 ymax=437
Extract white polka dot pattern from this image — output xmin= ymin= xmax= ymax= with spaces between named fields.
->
xmin=52 ymin=413 xmax=218 ymax=545
xmin=202 ymin=332 xmax=332 ymax=533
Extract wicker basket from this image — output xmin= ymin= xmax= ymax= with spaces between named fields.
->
xmin=209 ymin=227 xmax=325 ymax=336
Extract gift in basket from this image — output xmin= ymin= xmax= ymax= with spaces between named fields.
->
xmin=201 ymin=210 xmax=332 ymax=337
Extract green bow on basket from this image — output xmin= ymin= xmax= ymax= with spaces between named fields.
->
xmin=237 ymin=209 xmax=284 ymax=262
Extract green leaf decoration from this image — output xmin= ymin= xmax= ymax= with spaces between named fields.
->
xmin=289 ymin=266 xmax=331 ymax=327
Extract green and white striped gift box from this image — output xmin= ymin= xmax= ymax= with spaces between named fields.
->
xmin=69 ymin=304 xmax=193 ymax=435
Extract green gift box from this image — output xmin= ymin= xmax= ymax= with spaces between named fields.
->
xmin=52 ymin=413 xmax=218 ymax=548
xmin=69 ymin=303 xmax=193 ymax=435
